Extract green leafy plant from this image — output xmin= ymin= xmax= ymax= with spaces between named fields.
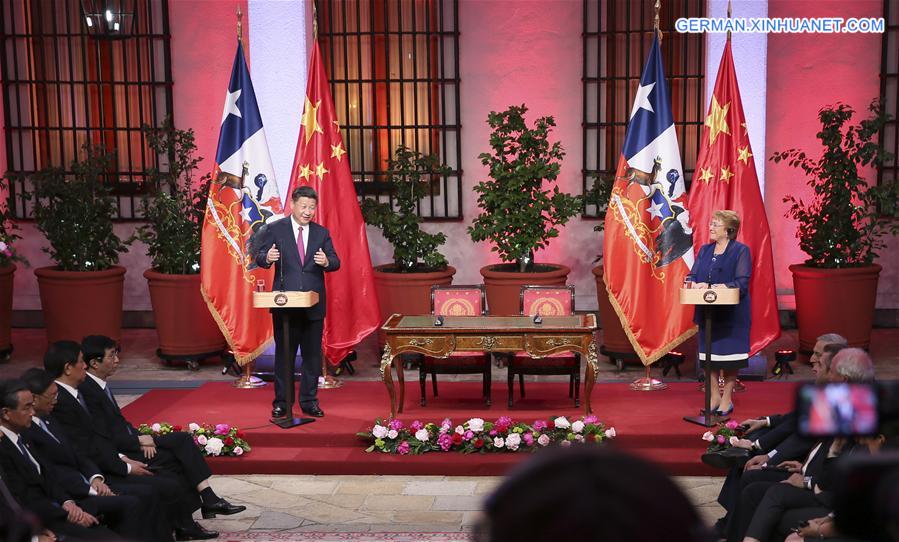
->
xmin=32 ymin=145 xmax=130 ymax=271
xmin=0 ymin=175 xmax=26 ymax=267
xmin=360 ymin=145 xmax=449 ymax=272
xmin=468 ymin=105 xmax=582 ymax=272
xmin=131 ymin=118 xmax=211 ymax=274
xmin=771 ymin=100 xmax=898 ymax=268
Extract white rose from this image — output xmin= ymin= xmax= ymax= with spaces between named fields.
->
xmin=151 ymin=423 xmax=162 ymax=433
xmin=415 ymin=429 xmax=430 ymax=442
xmin=372 ymin=425 xmax=388 ymax=439
xmin=554 ymin=417 xmax=571 ymax=429
xmin=493 ymin=437 xmax=504 ymax=448
xmin=0 ymin=242 xmax=6 ymax=251
xmin=505 ymin=433 xmax=521 ymax=451
xmin=729 ymin=436 xmax=740 ymax=446
xmin=702 ymin=431 xmax=715 ymax=442
xmin=188 ymin=423 xmax=201 ymax=432
xmin=455 ymin=425 xmax=465 ymax=435
xmin=234 ymin=446 xmax=244 ymax=456
xmin=387 ymin=429 xmax=398 ymax=439
xmin=467 ymin=418 xmax=485 ymax=432
xmin=196 ymin=435 xmax=208 ymax=446
xmin=204 ymin=437 xmax=224 ymax=456
xmin=574 ymin=434 xmax=585 ymax=442
xmin=604 ymin=427 xmax=617 ymax=439
xmin=571 ymin=421 xmax=585 ymax=434
xmin=537 ymin=434 xmax=550 ymax=447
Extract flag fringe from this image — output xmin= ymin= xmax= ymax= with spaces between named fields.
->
xmin=200 ymin=285 xmax=273 ymax=366
xmin=604 ymin=278 xmax=697 ymax=366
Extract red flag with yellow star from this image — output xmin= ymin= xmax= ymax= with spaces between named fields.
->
xmin=687 ymin=40 xmax=780 ymax=355
xmin=286 ymin=42 xmax=380 ymax=365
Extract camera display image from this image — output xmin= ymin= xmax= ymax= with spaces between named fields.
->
xmin=796 ymin=383 xmax=879 ymax=437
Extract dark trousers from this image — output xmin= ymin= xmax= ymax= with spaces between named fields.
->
xmin=725 ymin=468 xmax=790 ymax=541
xmin=153 ymin=432 xmax=212 ymax=488
xmin=105 ymin=478 xmax=172 ymax=541
xmin=78 ymin=494 xmax=144 ymax=540
xmin=272 ymin=309 xmax=323 ymax=409
xmin=107 ymin=469 xmax=199 ymax=532
xmin=744 ymin=482 xmax=833 ymax=541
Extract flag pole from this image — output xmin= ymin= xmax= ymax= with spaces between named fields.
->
xmin=630 ymin=0 xmax=668 ymax=392
xmin=230 ymin=5 xmax=265 ymax=390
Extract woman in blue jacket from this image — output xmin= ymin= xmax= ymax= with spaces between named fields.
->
xmin=687 ymin=209 xmax=751 ymax=416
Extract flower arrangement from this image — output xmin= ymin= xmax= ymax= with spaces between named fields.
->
xmin=137 ymin=422 xmax=251 ymax=457
xmin=358 ymin=415 xmax=616 ymax=455
xmin=701 ymin=420 xmax=746 ymax=453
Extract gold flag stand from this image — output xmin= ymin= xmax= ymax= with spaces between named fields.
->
xmin=319 ymin=358 xmax=342 ymax=389
xmin=233 ymin=362 xmax=266 ymax=389
xmin=630 ymin=366 xmax=667 ymax=391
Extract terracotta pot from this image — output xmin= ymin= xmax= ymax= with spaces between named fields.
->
xmin=790 ymin=263 xmax=881 ymax=351
xmin=591 ymin=266 xmax=637 ymax=358
xmin=373 ymin=265 xmax=456 ymax=345
xmin=480 ymin=264 xmax=570 ymax=316
xmin=35 ymin=266 xmax=126 ymax=343
xmin=144 ymin=269 xmax=227 ymax=357
xmin=0 ymin=264 xmax=15 ymax=354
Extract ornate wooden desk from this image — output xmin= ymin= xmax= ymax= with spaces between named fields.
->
xmin=380 ymin=313 xmax=599 ymax=418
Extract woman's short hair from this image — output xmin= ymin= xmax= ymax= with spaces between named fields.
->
xmin=713 ymin=210 xmax=740 ymax=240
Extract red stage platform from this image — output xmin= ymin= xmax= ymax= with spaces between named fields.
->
xmin=122 ymin=380 xmax=797 ymax=477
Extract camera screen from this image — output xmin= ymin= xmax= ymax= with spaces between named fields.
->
xmin=796 ymin=383 xmax=879 ymax=437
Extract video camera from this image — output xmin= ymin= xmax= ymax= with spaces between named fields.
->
xmin=794 ymin=380 xmax=899 ymax=542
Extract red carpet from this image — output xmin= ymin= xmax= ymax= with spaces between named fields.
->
xmin=122 ymin=380 xmax=798 ymax=477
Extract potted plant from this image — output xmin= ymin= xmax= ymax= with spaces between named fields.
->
xmin=468 ymin=105 xmax=582 ymax=315
xmin=32 ymin=145 xmax=131 ymax=342
xmin=771 ymin=100 xmax=899 ymax=351
xmin=132 ymin=119 xmax=226 ymax=364
xmin=585 ymin=174 xmax=636 ymax=369
xmin=361 ymin=146 xmax=455 ymax=343
xmin=0 ymin=176 xmax=26 ymax=358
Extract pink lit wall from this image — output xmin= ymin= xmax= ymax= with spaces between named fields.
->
xmin=764 ymin=0 xmax=898 ymax=309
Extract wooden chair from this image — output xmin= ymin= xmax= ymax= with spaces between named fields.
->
xmin=508 ymin=285 xmax=580 ymax=407
xmin=419 ymin=285 xmax=492 ymax=406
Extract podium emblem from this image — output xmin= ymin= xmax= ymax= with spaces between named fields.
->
xmin=702 ymin=290 xmax=718 ymax=303
xmin=274 ymin=293 xmax=289 ymax=306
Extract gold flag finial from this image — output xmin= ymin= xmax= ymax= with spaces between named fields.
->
xmin=727 ymin=0 xmax=733 ymax=41
xmin=237 ymin=6 xmax=243 ymax=42
xmin=312 ymin=1 xmax=318 ymax=40
xmin=653 ymin=0 xmax=662 ymax=43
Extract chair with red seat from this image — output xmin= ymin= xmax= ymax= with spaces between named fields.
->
xmin=508 ymin=285 xmax=580 ymax=407
xmin=420 ymin=285 xmax=492 ymax=406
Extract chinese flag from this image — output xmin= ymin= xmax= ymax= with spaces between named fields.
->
xmin=687 ymin=40 xmax=780 ymax=355
xmin=286 ymin=42 xmax=380 ymax=365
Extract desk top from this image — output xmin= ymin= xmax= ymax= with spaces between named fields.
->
xmin=382 ymin=313 xmax=597 ymax=332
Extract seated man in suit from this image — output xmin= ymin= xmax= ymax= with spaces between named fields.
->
xmin=21 ymin=367 xmax=168 ymax=542
xmin=80 ymin=335 xmax=246 ymax=521
xmin=0 ymin=378 xmax=141 ymax=540
xmin=0 ymin=456 xmax=53 ymax=542
xmin=44 ymin=341 xmax=218 ymax=541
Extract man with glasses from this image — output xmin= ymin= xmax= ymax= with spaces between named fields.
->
xmin=79 ymin=335 xmax=245 ymax=526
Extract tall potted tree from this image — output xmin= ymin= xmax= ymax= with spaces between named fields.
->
xmin=361 ymin=146 xmax=455 ymax=344
xmin=468 ymin=105 xmax=582 ymax=315
xmin=132 ymin=119 xmax=226 ymax=364
xmin=771 ymin=100 xmax=899 ymax=351
xmin=586 ymin=174 xmax=637 ymax=368
xmin=0 ymin=176 xmax=26 ymax=358
xmin=33 ymin=146 xmax=131 ymax=342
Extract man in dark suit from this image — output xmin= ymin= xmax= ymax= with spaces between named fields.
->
xmin=79 ymin=335 xmax=245 ymax=522
xmin=0 ymin=378 xmax=139 ymax=540
xmin=44 ymin=341 xmax=218 ymax=541
xmin=21 ymin=367 xmax=171 ymax=542
xmin=0 ymin=455 xmax=50 ymax=542
xmin=254 ymin=185 xmax=340 ymax=419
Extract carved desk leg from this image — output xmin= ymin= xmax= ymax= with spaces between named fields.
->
xmin=380 ymin=344 xmax=397 ymax=418
xmin=584 ymin=342 xmax=599 ymax=415
xmin=396 ymin=353 xmax=405 ymax=413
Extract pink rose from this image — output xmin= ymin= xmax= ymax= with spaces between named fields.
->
xmin=603 ymin=427 xmax=616 ymax=439
xmin=234 ymin=446 xmax=244 ymax=456
xmin=410 ymin=420 xmax=423 ymax=431
xmin=388 ymin=419 xmax=404 ymax=431
xmin=397 ymin=441 xmax=410 ymax=455
xmin=716 ymin=435 xmax=726 ymax=444
xmin=583 ymin=415 xmax=599 ymax=425
xmin=725 ymin=420 xmax=740 ymax=430
xmin=533 ymin=420 xmax=547 ymax=431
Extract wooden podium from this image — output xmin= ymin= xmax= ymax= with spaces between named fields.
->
xmin=680 ymin=287 xmax=739 ymax=427
xmin=253 ymin=290 xmax=319 ymax=429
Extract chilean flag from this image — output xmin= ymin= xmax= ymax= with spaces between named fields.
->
xmin=201 ymin=40 xmax=283 ymax=364
xmin=603 ymin=37 xmax=697 ymax=365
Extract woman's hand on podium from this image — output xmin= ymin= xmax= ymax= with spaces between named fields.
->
xmin=691 ymin=282 xmax=709 ymax=289
xmin=266 ymin=244 xmax=280 ymax=263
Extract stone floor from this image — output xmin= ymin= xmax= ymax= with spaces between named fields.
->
xmin=2 ymin=327 xmax=896 ymax=537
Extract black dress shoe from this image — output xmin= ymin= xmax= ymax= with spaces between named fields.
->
xmin=271 ymin=405 xmax=286 ymax=419
xmin=174 ymin=521 xmax=219 ymax=540
xmin=301 ymin=405 xmax=325 ymax=417
xmin=201 ymin=498 xmax=247 ymax=519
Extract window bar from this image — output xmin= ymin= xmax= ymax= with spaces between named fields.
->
xmin=354 ymin=0 xmax=365 ymax=186
xmin=368 ymin=0 xmax=379 ymax=190
xmin=382 ymin=0 xmax=394 ymax=210
xmin=339 ymin=0 xmax=351 ymax=192
xmin=49 ymin=1 xmax=66 ymax=176
xmin=452 ymin=0 xmax=462 ymax=219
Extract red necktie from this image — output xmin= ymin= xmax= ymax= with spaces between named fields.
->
xmin=297 ymin=226 xmax=305 ymax=266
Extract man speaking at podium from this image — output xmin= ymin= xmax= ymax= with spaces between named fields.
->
xmin=255 ymin=186 xmax=340 ymax=419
